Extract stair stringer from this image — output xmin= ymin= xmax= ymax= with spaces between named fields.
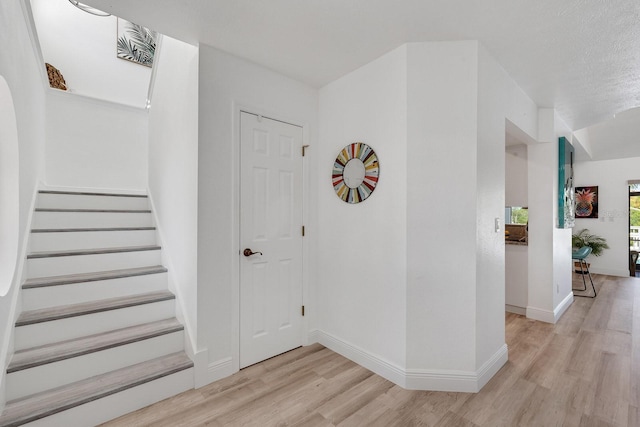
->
xmin=0 ymin=182 xmax=39 ymax=412
xmin=146 ymin=190 xmax=199 ymax=369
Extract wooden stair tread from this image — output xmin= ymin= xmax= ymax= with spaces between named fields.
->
xmin=8 ymin=318 xmax=183 ymax=373
xmin=27 ymin=245 xmax=161 ymax=259
xmin=23 ymin=265 xmax=167 ymax=289
xmin=35 ymin=208 xmax=151 ymax=213
xmin=16 ymin=291 xmax=175 ymax=326
xmin=31 ymin=227 xmax=156 ymax=233
xmin=38 ymin=190 xmax=148 ymax=198
xmin=0 ymin=352 xmax=192 ymax=427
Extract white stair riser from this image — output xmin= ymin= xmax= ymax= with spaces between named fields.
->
xmin=14 ymin=300 xmax=175 ymax=350
xmin=27 ymin=250 xmax=161 ymax=278
xmin=33 ymin=211 xmax=153 ymax=229
xmin=37 ymin=193 xmax=149 ymax=210
xmin=30 ymin=229 xmax=157 ymax=252
xmin=23 ymin=368 xmax=193 ymax=427
xmin=22 ymin=273 xmax=168 ymax=311
xmin=7 ymin=331 xmax=184 ymax=401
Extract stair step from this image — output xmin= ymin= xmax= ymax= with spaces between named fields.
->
xmin=38 ymin=190 xmax=148 ymax=198
xmin=0 ymin=352 xmax=193 ymax=427
xmin=16 ymin=291 xmax=175 ymax=327
xmin=29 ymin=229 xmax=158 ymax=253
xmin=23 ymin=265 xmax=167 ymax=289
xmin=27 ymin=248 xmax=161 ymax=279
xmin=35 ymin=208 xmax=151 ymax=213
xmin=33 ymin=210 xmax=153 ymax=229
xmin=37 ymin=191 xmax=150 ymax=211
xmin=31 ymin=227 xmax=155 ymax=233
xmin=8 ymin=318 xmax=183 ymax=373
xmin=27 ymin=245 xmax=161 ymax=259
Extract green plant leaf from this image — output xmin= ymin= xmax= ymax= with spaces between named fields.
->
xmin=572 ymin=228 xmax=609 ymax=256
xmin=118 ymin=22 xmax=157 ymax=66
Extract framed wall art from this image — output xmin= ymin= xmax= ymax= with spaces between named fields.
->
xmin=117 ymin=18 xmax=157 ymax=67
xmin=575 ymin=186 xmax=598 ymax=218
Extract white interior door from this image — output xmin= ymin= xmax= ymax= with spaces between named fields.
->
xmin=240 ymin=111 xmax=304 ymax=368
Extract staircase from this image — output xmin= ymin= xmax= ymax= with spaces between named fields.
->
xmin=0 ymin=190 xmax=193 ymax=427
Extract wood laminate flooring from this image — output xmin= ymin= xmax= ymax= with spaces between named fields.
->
xmin=102 ymin=273 xmax=640 ymax=427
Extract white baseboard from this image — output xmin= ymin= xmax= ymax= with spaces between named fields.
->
xmin=315 ymin=330 xmax=405 ymax=387
xmin=315 ymin=330 xmax=508 ymax=393
xmin=405 ymin=344 xmax=508 ymax=392
xmin=193 ymin=349 xmax=235 ymax=388
xmin=526 ymin=292 xmax=574 ymax=324
xmin=476 ymin=344 xmax=509 ymax=390
xmin=505 ymin=304 xmax=526 ymax=315
xmin=526 ymin=305 xmax=555 ymax=323
xmin=553 ymin=292 xmax=574 ymax=322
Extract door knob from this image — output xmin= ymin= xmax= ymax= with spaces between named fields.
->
xmin=243 ymin=248 xmax=263 ymax=257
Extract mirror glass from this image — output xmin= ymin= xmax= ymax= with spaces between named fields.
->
xmin=343 ymin=158 xmax=365 ymax=188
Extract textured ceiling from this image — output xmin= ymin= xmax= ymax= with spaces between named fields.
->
xmin=83 ymin=0 xmax=640 ymax=159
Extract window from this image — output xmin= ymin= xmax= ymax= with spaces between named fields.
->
xmin=505 ymin=206 xmax=528 ymax=225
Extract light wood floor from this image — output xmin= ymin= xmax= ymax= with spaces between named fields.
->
xmin=102 ymin=273 xmax=640 ymax=426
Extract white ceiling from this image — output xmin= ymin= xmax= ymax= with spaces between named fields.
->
xmin=83 ymin=0 xmax=640 ymax=161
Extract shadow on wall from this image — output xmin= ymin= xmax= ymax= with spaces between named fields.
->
xmin=0 ymin=75 xmax=19 ymax=295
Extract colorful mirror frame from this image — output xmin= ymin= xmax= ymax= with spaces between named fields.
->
xmin=332 ymin=142 xmax=379 ymax=204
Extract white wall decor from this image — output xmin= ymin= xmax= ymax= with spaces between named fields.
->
xmin=117 ymin=18 xmax=157 ymax=68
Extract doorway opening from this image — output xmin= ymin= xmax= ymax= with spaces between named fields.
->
xmin=629 ymin=183 xmax=640 ymax=276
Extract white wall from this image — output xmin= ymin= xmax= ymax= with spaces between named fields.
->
xmin=45 ymin=90 xmax=148 ymax=190
xmin=147 ymin=36 xmax=199 ymax=355
xmin=197 ymin=44 xmax=318 ymax=382
xmin=31 ymin=0 xmax=151 ymax=107
xmin=574 ymin=156 xmax=640 ymax=277
xmin=527 ymin=109 xmax=574 ymax=323
xmin=317 ymin=41 xmax=538 ymax=391
xmin=406 ymin=41 xmax=478 ymax=374
xmin=0 ymin=0 xmax=47 ymax=407
xmin=552 ymin=114 xmax=573 ymax=311
xmin=505 ymin=144 xmax=528 ymax=207
xmin=476 ymin=44 xmax=536 ymax=370
xmin=505 ymin=246 xmax=528 ymax=311
xmin=318 ymin=45 xmax=408 ymax=373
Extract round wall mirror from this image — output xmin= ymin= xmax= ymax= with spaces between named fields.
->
xmin=343 ymin=158 xmax=366 ymax=188
xmin=332 ymin=142 xmax=379 ymax=204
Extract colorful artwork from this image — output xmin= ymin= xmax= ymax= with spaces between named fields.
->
xmin=558 ymin=137 xmax=575 ymax=228
xmin=575 ymin=186 xmax=598 ymax=218
xmin=332 ymin=142 xmax=379 ymax=204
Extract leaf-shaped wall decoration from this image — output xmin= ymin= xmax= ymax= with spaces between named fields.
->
xmin=117 ymin=18 xmax=157 ymax=67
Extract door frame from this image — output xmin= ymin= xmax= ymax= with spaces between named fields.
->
xmin=230 ymin=103 xmax=311 ymax=372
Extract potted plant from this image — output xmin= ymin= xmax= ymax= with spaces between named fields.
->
xmin=571 ymin=228 xmax=609 ymax=273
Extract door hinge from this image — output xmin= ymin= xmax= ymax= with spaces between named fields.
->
xmin=302 ymin=145 xmax=310 ymax=156
xmin=302 ymin=225 xmax=305 ymax=236
xmin=301 ymin=305 xmax=305 ymax=316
